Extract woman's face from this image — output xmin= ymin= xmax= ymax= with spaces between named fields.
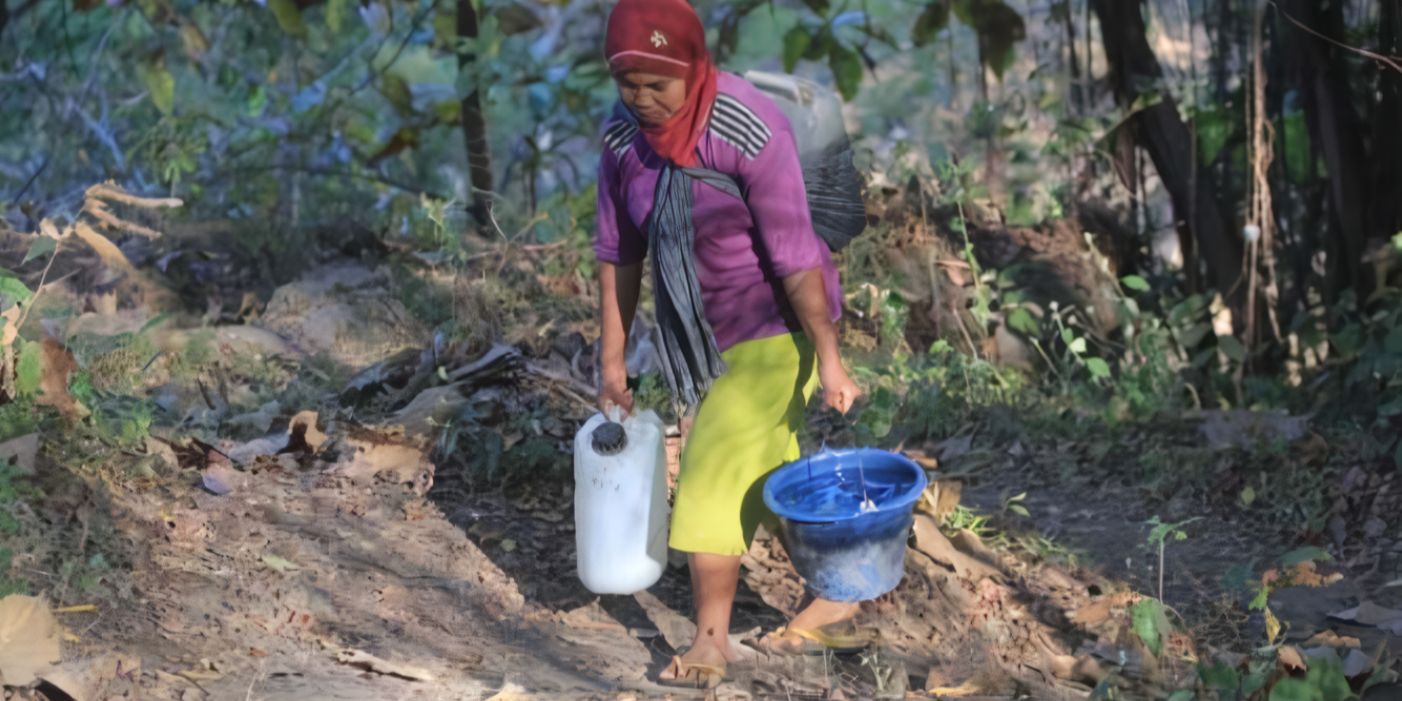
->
xmin=615 ymin=71 xmax=687 ymax=127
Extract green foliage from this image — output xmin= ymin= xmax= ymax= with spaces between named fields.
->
xmin=0 ymin=403 xmax=40 ymax=444
xmin=1266 ymin=656 xmax=1352 ymax=701
xmin=1130 ymin=597 xmax=1171 ymax=657
xmin=848 ymin=339 xmax=1024 ymax=447
xmin=912 ymin=1 xmax=952 ymax=46
xmin=1278 ymin=546 xmax=1331 ymax=568
xmin=0 ymin=269 xmax=33 ymax=305
xmin=15 ymin=340 xmax=42 ymax=398
xmin=1145 ymin=516 xmax=1198 ymax=547
xmin=138 ymin=62 xmax=176 ymax=116
xmin=0 ymin=457 xmax=31 ymax=536
xmin=0 ymin=548 xmax=27 ymax=597
xmin=22 ymin=238 xmax=57 ymax=266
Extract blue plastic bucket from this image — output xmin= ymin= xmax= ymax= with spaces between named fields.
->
xmin=763 ymin=448 xmax=928 ymax=602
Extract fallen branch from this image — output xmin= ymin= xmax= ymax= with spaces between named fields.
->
xmin=83 ymin=199 xmax=163 ymax=239
xmin=85 ymin=182 xmax=183 ymax=209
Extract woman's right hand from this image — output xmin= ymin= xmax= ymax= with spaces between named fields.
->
xmin=598 ymin=363 xmax=635 ymax=416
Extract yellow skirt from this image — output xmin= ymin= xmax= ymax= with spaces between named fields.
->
xmin=669 ymin=332 xmax=817 ymax=556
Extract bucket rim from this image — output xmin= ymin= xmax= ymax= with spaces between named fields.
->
xmin=763 ymin=447 xmax=929 ymax=524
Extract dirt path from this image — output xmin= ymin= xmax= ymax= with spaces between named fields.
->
xmin=10 ymin=260 xmax=1400 ymax=701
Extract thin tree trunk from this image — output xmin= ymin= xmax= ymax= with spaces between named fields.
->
xmin=1283 ymin=0 xmax=1373 ymax=302
xmin=1091 ymin=0 xmax=1245 ymax=316
xmin=1062 ymin=1 xmax=1083 ymax=112
xmin=1370 ymin=0 xmax=1402 ymax=250
xmin=457 ymin=0 xmax=493 ymax=232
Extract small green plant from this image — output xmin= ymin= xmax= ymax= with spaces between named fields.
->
xmin=1001 ymin=491 xmax=1029 ymax=518
xmin=942 ymin=504 xmax=992 ymax=536
xmin=1145 ymin=516 xmax=1199 ymax=601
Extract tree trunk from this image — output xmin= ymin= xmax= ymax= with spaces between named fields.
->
xmin=1370 ymin=0 xmax=1402 ymax=250
xmin=1060 ymin=1 xmax=1082 ymax=112
xmin=1282 ymin=0 xmax=1373 ymax=303
xmin=1091 ymin=0 xmax=1245 ymax=313
xmin=457 ymin=0 xmax=493 ymax=231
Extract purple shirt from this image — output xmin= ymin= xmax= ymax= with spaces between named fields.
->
xmin=594 ymin=72 xmax=843 ymax=353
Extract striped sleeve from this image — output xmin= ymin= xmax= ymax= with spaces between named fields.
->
xmin=708 ymin=93 xmax=773 ymax=160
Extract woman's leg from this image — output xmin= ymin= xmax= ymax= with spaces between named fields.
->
xmin=661 ymin=552 xmax=741 ymax=676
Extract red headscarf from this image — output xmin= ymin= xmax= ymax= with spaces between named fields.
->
xmin=605 ymin=0 xmax=718 ymax=167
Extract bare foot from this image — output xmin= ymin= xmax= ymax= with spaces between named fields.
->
xmin=789 ymin=598 xmax=860 ymax=632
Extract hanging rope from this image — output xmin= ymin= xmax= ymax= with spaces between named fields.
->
xmin=1246 ymin=0 xmax=1282 ymax=364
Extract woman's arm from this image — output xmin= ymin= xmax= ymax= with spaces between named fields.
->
xmin=782 ymin=268 xmax=861 ymax=414
xmin=599 ymin=260 xmax=644 ymax=414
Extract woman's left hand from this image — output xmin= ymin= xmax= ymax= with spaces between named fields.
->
xmin=819 ymin=360 xmax=862 ymax=414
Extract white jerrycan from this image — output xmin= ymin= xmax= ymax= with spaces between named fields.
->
xmin=573 ymin=409 xmax=669 ymax=594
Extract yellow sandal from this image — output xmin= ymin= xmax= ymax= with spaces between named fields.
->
xmin=751 ymin=623 xmax=878 ymax=656
xmin=657 ymin=654 xmax=725 ymax=689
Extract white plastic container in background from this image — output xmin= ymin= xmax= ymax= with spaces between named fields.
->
xmin=573 ymin=409 xmax=669 ymax=594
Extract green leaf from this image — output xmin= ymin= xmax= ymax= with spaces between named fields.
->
xmin=1280 ymin=112 xmax=1314 ymax=184
xmin=139 ymin=63 xmax=176 ymax=116
xmin=1085 ymin=357 xmax=1110 ymax=380
xmin=1279 ymin=546 xmax=1332 ymax=567
xmin=325 ymin=0 xmax=350 ymax=32
xmin=912 ymin=0 xmax=951 ymax=46
xmin=1130 ymin=598 xmax=1169 ymax=656
xmin=1242 ymin=668 xmax=1270 ymax=695
xmin=0 ymin=273 xmax=31 ymax=304
xmin=1121 ymin=275 xmax=1150 ymax=292
xmin=827 ymin=43 xmax=863 ymax=101
xmin=267 ymin=0 xmax=305 ymax=35
xmin=964 ymin=0 xmax=1025 ymax=80
xmin=1248 ymin=586 xmax=1270 ymax=610
xmin=801 ymin=0 xmax=830 ymax=13
xmin=804 ymin=28 xmax=833 ymax=61
xmin=1199 ymin=661 xmax=1240 ymax=690
xmin=1194 ymin=105 xmax=1233 ymax=163
xmin=783 ymin=27 xmax=812 ymax=73
xmin=139 ymin=313 xmax=170 ymax=335
xmin=379 ymin=73 xmax=414 ymax=116
xmin=16 ymin=340 xmax=42 ymax=397
xmin=1218 ymin=334 xmax=1247 ymax=363
xmin=1006 ymin=306 xmax=1038 ymax=335
xmin=1268 ymin=657 xmax=1352 ymax=701
xmin=1068 ymin=337 xmax=1087 ymax=355
xmin=1240 ymin=484 xmax=1256 ymax=507
xmin=22 ymin=237 xmax=55 ymax=266
xmin=1166 ymin=691 xmax=1194 ymax=701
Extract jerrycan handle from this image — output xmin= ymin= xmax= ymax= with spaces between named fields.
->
xmin=592 ymin=406 xmax=628 ymax=456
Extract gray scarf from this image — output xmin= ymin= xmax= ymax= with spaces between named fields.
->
xmin=647 ymin=164 xmax=729 ymax=409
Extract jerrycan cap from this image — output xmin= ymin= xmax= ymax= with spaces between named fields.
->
xmin=592 ymin=406 xmax=629 ymax=456
xmin=591 ymin=421 xmax=628 ymax=456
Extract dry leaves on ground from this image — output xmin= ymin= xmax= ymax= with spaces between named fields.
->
xmin=0 ymin=595 xmax=62 ymax=687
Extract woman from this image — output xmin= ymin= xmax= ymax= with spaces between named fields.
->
xmin=594 ymin=0 xmax=866 ymax=688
